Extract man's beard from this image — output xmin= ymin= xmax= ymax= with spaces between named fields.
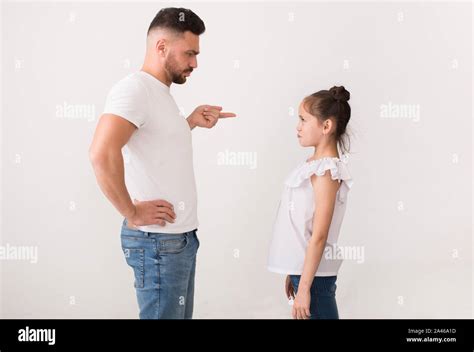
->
xmin=164 ymin=54 xmax=192 ymax=85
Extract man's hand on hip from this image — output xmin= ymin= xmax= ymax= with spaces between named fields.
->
xmin=127 ymin=199 xmax=176 ymax=228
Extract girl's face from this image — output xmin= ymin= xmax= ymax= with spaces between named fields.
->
xmin=297 ymin=101 xmax=326 ymax=147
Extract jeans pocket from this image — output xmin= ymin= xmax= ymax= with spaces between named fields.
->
xmin=195 ymin=232 xmax=200 ymax=250
xmin=122 ymin=247 xmax=145 ymax=288
xmin=123 ymin=218 xmax=140 ymax=232
xmin=159 ymin=234 xmax=188 ymax=254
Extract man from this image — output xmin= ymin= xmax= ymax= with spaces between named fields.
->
xmin=89 ymin=7 xmax=236 ymax=319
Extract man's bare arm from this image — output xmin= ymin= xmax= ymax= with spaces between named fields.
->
xmin=89 ymin=114 xmax=175 ymax=226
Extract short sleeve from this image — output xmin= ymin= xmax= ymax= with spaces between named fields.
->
xmin=103 ymin=76 xmax=150 ymax=128
xmin=285 ymin=157 xmax=354 ymax=203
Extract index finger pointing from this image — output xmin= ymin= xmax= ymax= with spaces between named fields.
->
xmin=219 ymin=112 xmax=237 ymax=118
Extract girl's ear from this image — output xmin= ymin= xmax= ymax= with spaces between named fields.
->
xmin=323 ymin=119 xmax=332 ymax=134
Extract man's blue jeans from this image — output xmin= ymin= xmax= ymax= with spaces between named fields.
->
xmin=120 ymin=218 xmax=200 ymax=319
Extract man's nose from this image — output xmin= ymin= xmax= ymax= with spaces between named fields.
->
xmin=190 ymin=57 xmax=198 ymax=69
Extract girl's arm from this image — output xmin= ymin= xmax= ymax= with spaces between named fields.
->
xmin=292 ymin=171 xmax=340 ymax=319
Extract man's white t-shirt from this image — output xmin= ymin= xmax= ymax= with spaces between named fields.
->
xmin=103 ymin=70 xmax=198 ymax=234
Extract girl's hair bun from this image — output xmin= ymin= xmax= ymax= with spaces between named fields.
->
xmin=329 ymin=86 xmax=350 ymax=103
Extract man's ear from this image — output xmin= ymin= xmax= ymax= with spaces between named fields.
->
xmin=155 ymin=38 xmax=166 ymax=56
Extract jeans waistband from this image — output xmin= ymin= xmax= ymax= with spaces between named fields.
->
xmin=122 ymin=218 xmax=197 ymax=237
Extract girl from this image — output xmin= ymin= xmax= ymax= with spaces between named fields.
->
xmin=267 ymin=86 xmax=354 ymax=319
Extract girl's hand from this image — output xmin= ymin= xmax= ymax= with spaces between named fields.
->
xmin=292 ymin=289 xmax=311 ymax=320
xmin=285 ymin=275 xmax=295 ymax=300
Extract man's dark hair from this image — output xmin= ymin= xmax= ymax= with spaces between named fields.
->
xmin=147 ymin=7 xmax=205 ymax=36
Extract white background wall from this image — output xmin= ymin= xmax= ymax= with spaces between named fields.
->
xmin=1 ymin=0 xmax=472 ymax=318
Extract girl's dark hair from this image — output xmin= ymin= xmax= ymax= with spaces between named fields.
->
xmin=147 ymin=7 xmax=206 ymax=36
xmin=303 ymin=86 xmax=351 ymax=153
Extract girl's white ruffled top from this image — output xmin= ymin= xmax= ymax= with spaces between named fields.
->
xmin=267 ymin=155 xmax=354 ymax=276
